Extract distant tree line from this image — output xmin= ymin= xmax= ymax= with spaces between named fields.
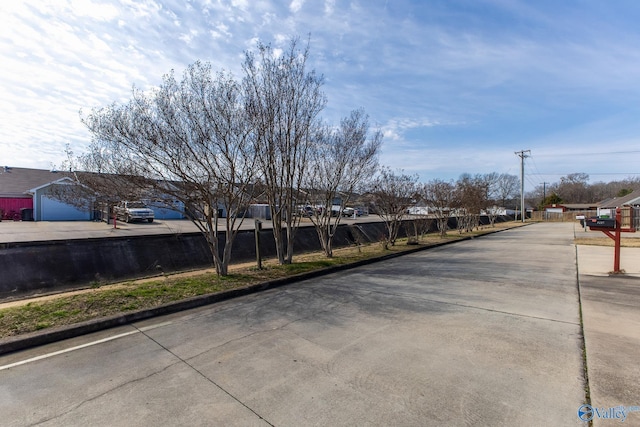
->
xmin=526 ymin=173 xmax=640 ymax=208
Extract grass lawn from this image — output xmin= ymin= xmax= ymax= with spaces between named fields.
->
xmin=574 ymin=237 xmax=640 ymax=247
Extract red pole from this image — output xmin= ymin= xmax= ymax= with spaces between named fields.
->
xmin=614 ymin=208 xmax=621 ymax=273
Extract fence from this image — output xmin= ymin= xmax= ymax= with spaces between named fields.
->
xmin=530 ymin=210 xmax=597 ymax=222
xmin=531 ymin=208 xmax=640 ymax=230
xmin=624 ymin=207 xmax=640 ymax=230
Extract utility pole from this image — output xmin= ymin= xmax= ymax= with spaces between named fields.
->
xmin=541 ymin=181 xmax=549 ymax=221
xmin=515 ymin=150 xmax=531 ymax=222
xmin=541 ymin=182 xmax=549 ymax=202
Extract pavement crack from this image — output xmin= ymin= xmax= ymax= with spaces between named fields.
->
xmin=186 ymin=296 xmax=348 ymax=361
xmin=28 ymin=361 xmax=182 ymax=426
xmin=133 ymin=325 xmax=276 ymax=427
xmin=365 ymin=288 xmax=581 ymax=326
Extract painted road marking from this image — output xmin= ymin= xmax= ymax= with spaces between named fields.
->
xmin=0 ymin=321 xmax=173 ymax=371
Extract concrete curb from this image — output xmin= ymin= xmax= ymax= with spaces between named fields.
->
xmin=0 ymin=227 xmax=518 ymax=356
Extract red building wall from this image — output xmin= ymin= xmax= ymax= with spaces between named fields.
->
xmin=0 ymin=197 xmax=33 ymax=220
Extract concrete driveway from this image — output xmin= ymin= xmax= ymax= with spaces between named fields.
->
xmin=0 ymin=223 xmax=615 ymax=426
xmin=576 ymin=241 xmax=640 ymax=426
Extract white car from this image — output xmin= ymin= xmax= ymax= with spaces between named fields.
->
xmin=342 ymin=207 xmax=356 ymax=217
xmin=114 ymin=201 xmax=155 ymax=223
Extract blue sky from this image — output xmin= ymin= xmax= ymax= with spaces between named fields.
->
xmin=1 ymin=0 xmax=639 ymax=192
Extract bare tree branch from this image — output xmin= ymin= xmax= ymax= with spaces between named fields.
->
xmin=302 ymin=109 xmax=381 ymax=257
xmin=79 ymin=62 xmax=257 ymax=275
xmin=421 ymin=179 xmax=457 ymax=238
xmin=243 ymin=37 xmax=326 ymax=264
xmin=368 ymin=167 xmax=419 ymax=248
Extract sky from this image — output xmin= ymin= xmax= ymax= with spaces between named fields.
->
xmin=1 ymin=0 xmax=640 ymax=193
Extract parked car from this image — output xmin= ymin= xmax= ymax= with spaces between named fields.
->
xmin=296 ymin=205 xmax=315 ymax=217
xmin=342 ymin=207 xmax=356 ymax=217
xmin=114 ymin=201 xmax=155 ymax=223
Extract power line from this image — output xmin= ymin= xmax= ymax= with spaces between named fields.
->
xmin=525 ymin=175 xmax=539 ymax=190
xmin=527 ymin=154 xmax=547 ymax=182
xmin=534 ymin=150 xmax=640 ymax=157
xmin=530 ymin=172 xmax=640 ymax=176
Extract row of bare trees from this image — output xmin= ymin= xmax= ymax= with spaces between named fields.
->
xmin=67 ymin=38 xmax=381 ymax=276
xmin=366 ymin=170 xmax=520 ymax=246
xmin=64 ymin=36 xmax=523 ymax=276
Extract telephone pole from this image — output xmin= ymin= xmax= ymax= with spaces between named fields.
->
xmin=541 ymin=181 xmax=549 ymax=220
xmin=541 ymin=182 xmax=549 ymax=203
xmin=515 ymin=150 xmax=531 ymax=222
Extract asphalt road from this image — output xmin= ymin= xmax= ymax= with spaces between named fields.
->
xmin=0 ymin=223 xmax=610 ymax=426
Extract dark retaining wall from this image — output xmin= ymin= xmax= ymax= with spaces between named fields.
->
xmin=0 ymin=221 xmax=392 ymax=298
xmin=0 ymin=216 xmax=512 ymax=299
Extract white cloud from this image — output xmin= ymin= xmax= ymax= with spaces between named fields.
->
xmin=324 ymin=0 xmax=335 ymax=15
xmin=274 ymin=33 xmax=288 ymax=45
xmin=231 ymin=0 xmax=249 ymax=11
xmin=87 ymin=33 xmax=113 ymax=54
xmin=119 ymin=0 xmax=162 ymax=18
xmin=166 ymin=9 xmax=181 ymax=26
xmin=290 ymin=0 xmax=304 ymax=13
xmin=68 ymin=0 xmax=120 ymax=21
xmin=382 ymin=118 xmax=442 ymax=141
xmin=179 ymin=29 xmax=199 ymax=44
xmin=215 ymin=22 xmax=232 ymax=38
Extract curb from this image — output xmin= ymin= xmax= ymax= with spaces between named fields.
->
xmin=0 ymin=227 xmax=517 ymax=356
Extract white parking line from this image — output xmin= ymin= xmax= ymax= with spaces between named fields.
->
xmin=0 ymin=321 xmax=173 ymax=371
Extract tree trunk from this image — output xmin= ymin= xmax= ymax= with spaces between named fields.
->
xmin=269 ymin=209 xmax=286 ymax=265
xmin=206 ymin=219 xmax=223 ymax=276
xmin=285 ymin=222 xmax=295 ymax=264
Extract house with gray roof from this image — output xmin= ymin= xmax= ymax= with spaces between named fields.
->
xmin=596 ymin=190 xmax=640 ymax=230
xmin=597 ymin=190 xmax=640 ymax=216
xmin=0 ymin=166 xmax=91 ymax=221
xmin=1 ymin=166 xmax=190 ymax=221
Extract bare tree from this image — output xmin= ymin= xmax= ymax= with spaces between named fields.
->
xmin=478 ymin=172 xmax=502 ymax=227
xmin=495 ymin=173 xmax=519 ymax=209
xmin=369 ymin=168 xmax=419 ymax=248
xmin=404 ymin=216 xmax=432 ymax=244
xmin=556 ymin=173 xmax=592 ymax=203
xmin=302 ymin=109 xmax=381 ymax=257
xmin=80 ymin=61 xmax=257 ymax=276
xmin=455 ymin=174 xmax=487 ymax=232
xmin=243 ymin=37 xmax=326 ymax=264
xmin=422 ymin=179 xmax=457 ymax=237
